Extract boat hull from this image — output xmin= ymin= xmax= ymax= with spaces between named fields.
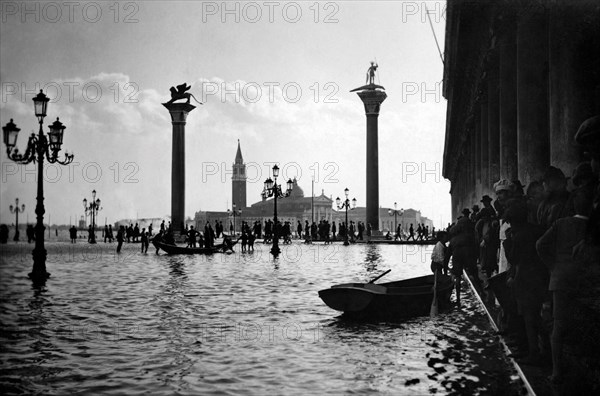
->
xmin=318 ymin=274 xmax=454 ymax=320
xmin=152 ymin=240 xmax=223 ymax=255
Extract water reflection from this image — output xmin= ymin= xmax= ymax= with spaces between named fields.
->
xmin=167 ymin=258 xmax=187 ymax=279
xmin=0 ymin=242 xmax=523 ymax=395
xmin=363 ymin=244 xmax=382 ymax=278
xmin=156 ymin=256 xmax=194 ymax=390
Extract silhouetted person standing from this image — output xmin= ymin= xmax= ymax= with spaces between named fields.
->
xmin=116 ymin=226 xmax=125 ymax=253
xmin=408 ymin=224 xmax=415 ymax=241
xmin=26 ymin=224 xmax=35 ymax=243
xmin=107 ymin=224 xmax=114 ymax=243
xmin=0 ymin=225 xmax=8 ymax=244
xmin=69 ymin=225 xmax=77 ymax=243
xmin=141 ymin=228 xmax=149 ymax=253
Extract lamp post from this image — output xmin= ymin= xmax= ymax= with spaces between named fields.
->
xmin=83 ymin=190 xmax=102 ymax=244
xmin=9 ymin=198 xmax=25 ymax=241
xmin=335 ymin=188 xmax=357 ymax=246
xmin=2 ymin=90 xmax=74 ymax=283
xmin=262 ymin=164 xmax=293 ymax=256
xmin=388 ymin=202 xmax=404 ymax=241
xmin=227 ymin=203 xmax=242 ymax=236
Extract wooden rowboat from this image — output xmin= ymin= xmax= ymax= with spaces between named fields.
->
xmin=152 ymin=240 xmax=233 ymax=255
xmin=318 ymin=274 xmax=454 ymax=320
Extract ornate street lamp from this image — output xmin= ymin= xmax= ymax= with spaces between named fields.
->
xmin=9 ymin=198 xmax=25 ymax=241
xmin=388 ymin=202 xmax=404 ymax=241
xmin=227 ymin=203 xmax=242 ymax=236
xmin=83 ymin=190 xmax=102 ymax=244
xmin=335 ymin=188 xmax=357 ymax=246
xmin=262 ymin=164 xmax=293 ymax=255
xmin=2 ymin=90 xmax=74 ymax=284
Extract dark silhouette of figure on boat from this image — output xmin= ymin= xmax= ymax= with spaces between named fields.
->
xmin=187 ymin=226 xmax=199 ymax=248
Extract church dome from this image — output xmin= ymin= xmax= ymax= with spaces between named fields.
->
xmin=289 ymin=178 xmax=304 ymax=198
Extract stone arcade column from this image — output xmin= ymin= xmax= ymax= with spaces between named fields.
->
xmin=548 ymin=3 xmax=595 ymax=173
xmin=517 ymin=7 xmax=550 ymax=185
xmin=480 ymin=91 xmax=490 ymax=193
xmin=474 ymin=113 xmax=482 ymax=200
xmin=488 ymin=63 xmax=501 ymax=186
xmin=355 ymin=88 xmax=387 ymax=233
xmin=163 ymin=102 xmax=196 ymax=234
xmin=499 ymin=20 xmax=519 ymax=181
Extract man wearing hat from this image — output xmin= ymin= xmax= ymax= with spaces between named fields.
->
xmin=470 ymin=204 xmax=480 ymax=222
xmin=452 ymin=208 xmax=474 ymax=233
xmin=537 ymin=166 xmax=569 ymax=230
xmin=572 ymin=115 xmax=600 ymax=270
xmin=493 ymin=179 xmax=514 ymax=217
xmin=575 ymin=115 xmax=600 ymax=158
xmin=494 ymin=179 xmax=514 ymax=274
xmin=512 ymin=180 xmax=526 ymax=197
xmin=574 ymin=115 xmax=600 ymax=201
xmin=475 ymin=200 xmax=500 ymax=298
xmin=525 ymin=181 xmax=544 ymax=225
xmin=480 ymin=195 xmax=497 ymax=218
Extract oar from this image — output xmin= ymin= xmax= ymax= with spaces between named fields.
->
xmin=368 ymin=269 xmax=391 ymax=284
xmin=430 ymin=270 xmax=439 ymax=317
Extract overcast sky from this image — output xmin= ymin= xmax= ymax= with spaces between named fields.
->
xmin=0 ymin=1 xmax=450 ymax=227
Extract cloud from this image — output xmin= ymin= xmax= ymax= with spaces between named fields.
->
xmin=1 ymin=73 xmax=450 ymax=228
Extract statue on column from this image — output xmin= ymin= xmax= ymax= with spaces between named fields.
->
xmin=366 ymin=61 xmax=378 ymax=85
xmin=167 ymin=83 xmax=203 ymax=105
xmin=351 ymin=62 xmax=385 ymax=92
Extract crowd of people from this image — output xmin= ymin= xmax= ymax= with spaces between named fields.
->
xmin=431 ymin=116 xmax=600 ymax=384
xmin=232 ymin=219 xmax=380 ymax=245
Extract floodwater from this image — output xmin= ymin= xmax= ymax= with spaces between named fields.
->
xmin=1 ymin=241 xmax=526 ymax=395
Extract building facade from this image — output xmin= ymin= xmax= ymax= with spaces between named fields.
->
xmin=334 ymin=207 xmax=433 ymax=234
xmin=442 ymin=0 xmax=600 ymax=219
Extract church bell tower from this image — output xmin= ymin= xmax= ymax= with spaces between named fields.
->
xmin=232 ymin=139 xmax=247 ymax=209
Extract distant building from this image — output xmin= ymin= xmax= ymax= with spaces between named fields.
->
xmin=334 ymin=207 xmax=433 ymax=233
xmin=114 ymin=216 xmax=193 ymax=230
xmin=194 ymin=142 xmax=333 ymax=232
xmin=232 ymin=139 xmax=247 ymax=209
xmin=194 ymin=141 xmax=434 ymax=234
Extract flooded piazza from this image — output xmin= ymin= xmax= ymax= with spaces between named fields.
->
xmin=1 ymin=242 xmax=526 ymax=395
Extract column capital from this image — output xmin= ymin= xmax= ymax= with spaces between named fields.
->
xmin=163 ymin=102 xmax=196 ymax=124
xmin=356 ymin=89 xmax=387 ymax=116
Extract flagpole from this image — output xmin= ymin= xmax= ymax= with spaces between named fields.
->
xmin=311 ymin=178 xmax=314 ymax=223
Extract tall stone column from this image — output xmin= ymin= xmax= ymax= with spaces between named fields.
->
xmin=548 ymin=3 xmax=595 ymax=173
xmin=517 ymin=7 xmax=550 ymax=185
xmin=480 ymin=92 xmax=490 ymax=193
xmin=474 ymin=113 xmax=482 ymax=199
xmin=499 ymin=19 xmax=519 ymax=181
xmin=355 ymin=88 xmax=387 ymax=232
xmin=488 ymin=62 xmax=501 ymax=186
xmin=163 ymin=102 xmax=196 ymax=233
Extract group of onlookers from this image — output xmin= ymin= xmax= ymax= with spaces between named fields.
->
xmin=433 ymin=115 xmax=600 ymax=384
